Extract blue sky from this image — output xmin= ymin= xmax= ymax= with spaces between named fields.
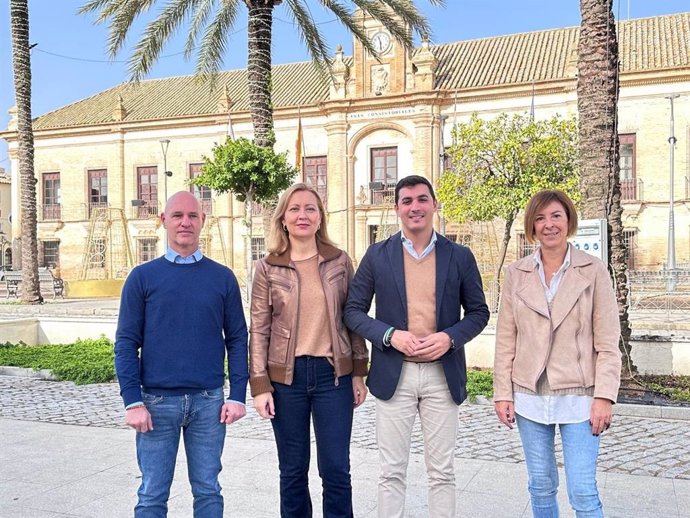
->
xmin=2 ymin=0 xmax=689 ymax=173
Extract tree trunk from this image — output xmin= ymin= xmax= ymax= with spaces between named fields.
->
xmin=246 ymin=1 xmax=276 ymax=149
xmin=244 ymin=188 xmax=256 ymax=302
xmin=577 ymin=0 xmax=634 ymax=377
xmin=491 ymin=212 xmax=516 ymax=313
xmin=10 ymin=0 xmax=42 ymax=304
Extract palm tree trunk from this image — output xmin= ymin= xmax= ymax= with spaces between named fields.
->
xmin=246 ymin=1 xmax=277 ymax=149
xmin=577 ymin=0 xmax=634 ymax=377
xmin=10 ymin=0 xmax=42 ymax=304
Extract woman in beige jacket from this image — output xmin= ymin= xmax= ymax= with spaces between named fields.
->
xmin=250 ymin=183 xmax=368 ymax=518
xmin=493 ymin=189 xmax=621 ymax=518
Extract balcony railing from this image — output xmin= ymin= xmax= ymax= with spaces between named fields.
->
xmin=42 ymin=204 xmax=61 ymax=220
xmin=137 ymin=204 xmax=159 ymax=218
xmin=199 ymin=197 xmax=213 ymax=215
xmin=367 ymin=182 xmax=396 ymax=205
xmin=88 ymin=201 xmax=109 ymax=218
xmin=620 ymin=178 xmax=636 ymax=201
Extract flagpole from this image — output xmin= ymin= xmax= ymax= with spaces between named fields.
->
xmin=296 ymin=106 xmax=304 ymax=179
xmin=530 ymin=79 xmax=535 ymax=121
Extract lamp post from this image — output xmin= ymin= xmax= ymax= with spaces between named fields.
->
xmin=665 ymin=95 xmax=679 ymax=291
xmin=159 ymin=139 xmax=172 ymax=249
xmin=438 ymin=115 xmax=448 ymax=236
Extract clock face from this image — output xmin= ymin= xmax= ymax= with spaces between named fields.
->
xmin=371 ymin=31 xmax=391 ymax=53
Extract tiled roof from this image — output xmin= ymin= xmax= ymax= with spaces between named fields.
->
xmin=433 ymin=27 xmax=578 ymax=90
xmin=433 ymin=12 xmax=690 ymax=90
xmin=32 ymin=12 xmax=690 ymax=130
xmin=618 ymin=12 xmax=690 ymax=71
xmin=33 ymin=60 xmax=330 ymax=130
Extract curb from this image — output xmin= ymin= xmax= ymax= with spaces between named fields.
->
xmin=470 ymin=394 xmax=690 ymax=421
xmin=0 ymin=366 xmax=59 ymax=381
xmin=2 ymin=370 xmax=690 ymax=421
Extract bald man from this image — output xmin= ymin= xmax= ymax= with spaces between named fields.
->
xmin=115 ymin=191 xmax=248 ymax=518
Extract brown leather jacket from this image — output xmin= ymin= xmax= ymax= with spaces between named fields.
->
xmin=249 ymin=242 xmax=369 ymax=396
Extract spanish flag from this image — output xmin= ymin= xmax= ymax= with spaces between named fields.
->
xmin=295 ymin=108 xmax=303 ymax=175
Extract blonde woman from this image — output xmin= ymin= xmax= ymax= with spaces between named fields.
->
xmin=250 ymin=183 xmax=368 ymax=518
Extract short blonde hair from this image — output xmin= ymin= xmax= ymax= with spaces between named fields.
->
xmin=523 ymin=189 xmax=578 ymax=244
xmin=267 ymin=183 xmax=337 ymax=255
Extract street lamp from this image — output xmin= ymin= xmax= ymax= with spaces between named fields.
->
xmin=0 ymin=231 xmax=8 ymax=269
xmin=665 ymin=95 xmax=679 ymax=291
xmin=159 ymin=139 xmax=173 ymax=249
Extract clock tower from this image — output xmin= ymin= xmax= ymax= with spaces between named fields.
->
xmin=352 ymin=9 xmax=411 ymax=98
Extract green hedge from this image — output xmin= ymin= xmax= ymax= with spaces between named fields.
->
xmin=466 ymin=369 xmax=494 ymax=401
xmin=0 ymin=337 xmax=115 ymax=385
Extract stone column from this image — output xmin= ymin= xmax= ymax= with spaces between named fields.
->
xmin=325 ymin=119 xmax=350 ymax=253
xmin=411 ymin=113 xmax=436 ymax=179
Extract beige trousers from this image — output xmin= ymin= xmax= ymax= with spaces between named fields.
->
xmin=376 ymin=361 xmax=459 ymax=518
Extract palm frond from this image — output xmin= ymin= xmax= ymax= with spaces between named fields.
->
xmin=77 ymin=0 xmax=121 ymax=21
xmin=351 ymin=0 xmax=412 ymax=48
xmin=184 ymin=0 xmax=216 ymax=58
xmin=319 ymin=0 xmax=381 ymax=59
xmin=383 ymin=0 xmax=434 ymax=34
xmin=195 ymin=1 xmax=241 ymax=79
xmin=128 ymin=0 xmax=201 ymax=81
xmin=105 ymin=0 xmax=157 ymax=58
xmin=285 ymin=0 xmax=332 ymax=75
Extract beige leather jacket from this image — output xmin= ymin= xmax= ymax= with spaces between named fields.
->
xmin=249 ymin=242 xmax=368 ymax=396
xmin=494 ymin=245 xmax=622 ymax=403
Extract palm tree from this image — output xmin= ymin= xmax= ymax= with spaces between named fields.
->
xmin=79 ymin=0 xmax=443 ymax=149
xmin=577 ymin=0 xmax=634 ymax=377
xmin=10 ymin=0 xmax=43 ymax=304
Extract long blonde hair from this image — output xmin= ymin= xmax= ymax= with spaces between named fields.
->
xmin=267 ymin=183 xmax=337 ymax=255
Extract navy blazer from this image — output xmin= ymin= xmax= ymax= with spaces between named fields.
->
xmin=344 ymin=232 xmax=490 ymax=404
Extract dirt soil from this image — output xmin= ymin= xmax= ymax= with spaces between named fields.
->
xmin=618 ymin=376 xmax=690 ymax=407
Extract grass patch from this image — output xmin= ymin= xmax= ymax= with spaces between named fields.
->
xmin=466 ymin=368 xmax=493 ymax=401
xmin=639 ymin=375 xmax=690 ymax=402
xmin=463 ymin=370 xmax=690 ymax=404
xmin=0 ymin=337 xmax=115 ymax=385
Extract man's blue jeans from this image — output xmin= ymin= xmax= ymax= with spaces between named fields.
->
xmin=516 ymin=414 xmax=603 ymax=518
xmin=271 ymin=356 xmax=354 ymax=518
xmin=134 ymin=387 xmax=227 ymax=518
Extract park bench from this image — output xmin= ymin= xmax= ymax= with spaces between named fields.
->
xmin=1 ymin=268 xmax=64 ymax=300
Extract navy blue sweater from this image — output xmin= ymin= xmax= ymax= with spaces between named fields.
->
xmin=115 ymin=257 xmax=248 ymax=408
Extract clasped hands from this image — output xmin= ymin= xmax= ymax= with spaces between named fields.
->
xmin=389 ymin=330 xmax=452 ymax=361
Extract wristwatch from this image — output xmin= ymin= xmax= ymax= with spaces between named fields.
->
xmin=383 ymin=327 xmax=395 ymax=347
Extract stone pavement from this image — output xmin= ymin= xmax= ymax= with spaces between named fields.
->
xmin=2 ymin=299 xmax=690 ymax=516
xmin=2 ymin=375 xmax=690 ymax=517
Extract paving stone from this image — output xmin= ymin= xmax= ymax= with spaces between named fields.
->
xmin=1 ymin=375 xmax=689 ymax=480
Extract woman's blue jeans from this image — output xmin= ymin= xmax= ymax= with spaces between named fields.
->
xmin=134 ymin=387 xmax=226 ymax=518
xmin=516 ymin=414 xmax=603 ymax=518
xmin=271 ymin=356 xmax=354 ymax=518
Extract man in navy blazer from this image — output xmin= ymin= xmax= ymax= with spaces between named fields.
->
xmin=344 ymin=175 xmax=489 ymax=518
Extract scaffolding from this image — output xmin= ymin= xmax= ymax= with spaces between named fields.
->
xmin=199 ymin=216 xmax=228 ymax=265
xmin=80 ymin=208 xmax=134 ymax=280
xmin=375 ymin=192 xmax=397 ymax=242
